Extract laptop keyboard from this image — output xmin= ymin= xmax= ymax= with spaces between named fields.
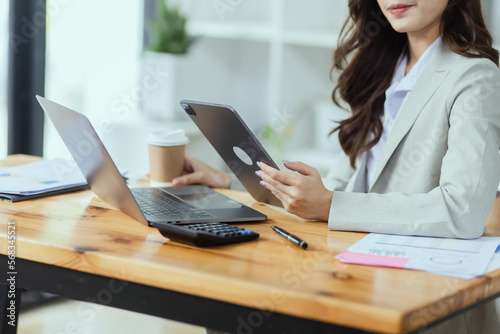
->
xmin=131 ymin=188 xmax=214 ymax=221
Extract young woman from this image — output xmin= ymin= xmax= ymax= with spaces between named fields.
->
xmin=175 ymin=0 xmax=500 ymax=239
xmin=178 ymin=1 xmax=500 ymax=332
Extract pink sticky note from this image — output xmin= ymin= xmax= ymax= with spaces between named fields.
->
xmin=336 ymin=250 xmax=410 ymax=268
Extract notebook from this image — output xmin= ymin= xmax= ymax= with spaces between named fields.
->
xmin=36 ymin=96 xmax=267 ymax=230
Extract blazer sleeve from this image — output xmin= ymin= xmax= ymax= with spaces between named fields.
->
xmin=328 ymin=60 xmax=500 ymax=239
xmin=322 ymin=131 xmax=357 ymax=191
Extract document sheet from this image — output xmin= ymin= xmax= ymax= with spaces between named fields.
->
xmin=0 ymin=159 xmax=87 ymax=195
xmin=336 ymin=233 xmax=500 ymax=279
xmin=486 ymin=245 xmax=500 ymax=273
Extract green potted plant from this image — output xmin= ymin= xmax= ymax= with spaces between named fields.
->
xmin=142 ymin=0 xmax=197 ymax=120
xmin=147 ymin=0 xmax=196 ymax=54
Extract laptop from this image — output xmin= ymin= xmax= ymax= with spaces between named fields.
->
xmin=180 ymin=100 xmax=283 ymax=207
xmin=36 ymin=96 xmax=267 ymax=231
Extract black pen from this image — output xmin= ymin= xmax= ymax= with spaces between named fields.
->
xmin=271 ymin=226 xmax=308 ymax=249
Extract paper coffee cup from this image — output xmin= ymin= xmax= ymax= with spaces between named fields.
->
xmin=147 ymin=129 xmax=189 ymax=186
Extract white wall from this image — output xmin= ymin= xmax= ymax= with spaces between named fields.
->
xmin=491 ymin=0 xmax=500 ymax=48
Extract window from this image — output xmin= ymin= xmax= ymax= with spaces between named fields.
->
xmin=44 ymin=0 xmax=143 ymax=164
xmin=0 ymin=1 xmax=8 ymax=158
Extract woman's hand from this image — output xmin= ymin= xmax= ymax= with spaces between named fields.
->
xmin=256 ymin=161 xmax=333 ymax=221
xmin=172 ymin=156 xmax=231 ymax=189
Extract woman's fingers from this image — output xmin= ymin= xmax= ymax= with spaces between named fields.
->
xmin=283 ymin=160 xmax=317 ymax=177
xmin=256 ymin=160 xmax=332 ymax=221
xmin=257 ymin=161 xmax=295 ymax=186
xmin=172 ymin=156 xmax=230 ymax=188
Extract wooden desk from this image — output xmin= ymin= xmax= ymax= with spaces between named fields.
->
xmin=1 ymin=154 xmax=500 ymax=333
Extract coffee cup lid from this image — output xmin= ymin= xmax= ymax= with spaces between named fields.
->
xmin=147 ymin=129 xmax=189 ymax=146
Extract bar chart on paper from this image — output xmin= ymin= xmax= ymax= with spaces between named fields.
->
xmin=0 ymin=159 xmax=87 ymax=195
xmin=336 ymin=233 xmax=500 ymax=279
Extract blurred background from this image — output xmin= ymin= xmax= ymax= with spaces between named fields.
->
xmin=1 ymin=0 xmax=500 ymax=175
xmin=2 ymin=0 xmax=352 ymax=177
xmin=1 ymin=0 xmax=500 ymax=333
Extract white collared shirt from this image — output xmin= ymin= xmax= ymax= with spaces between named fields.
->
xmin=365 ymin=37 xmax=442 ymax=190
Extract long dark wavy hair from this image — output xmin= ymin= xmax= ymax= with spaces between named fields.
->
xmin=332 ymin=0 xmax=499 ymax=168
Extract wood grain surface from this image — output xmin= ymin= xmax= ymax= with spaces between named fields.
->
xmin=1 ymin=154 xmax=500 ymax=333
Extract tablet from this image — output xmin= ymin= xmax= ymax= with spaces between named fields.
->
xmin=180 ymin=100 xmax=283 ymax=207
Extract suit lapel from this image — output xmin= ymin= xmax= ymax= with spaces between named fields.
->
xmin=368 ymin=44 xmax=453 ymax=192
xmin=346 ymin=152 xmax=367 ymax=192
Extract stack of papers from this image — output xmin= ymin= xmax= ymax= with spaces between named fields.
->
xmin=0 ymin=159 xmax=87 ymax=196
xmin=336 ymin=233 xmax=500 ymax=279
xmin=486 ymin=245 xmax=500 ymax=273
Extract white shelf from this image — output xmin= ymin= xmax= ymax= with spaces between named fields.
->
xmin=188 ymin=21 xmax=274 ymax=43
xmin=188 ymin=21 xmax=339 ymax=49
xmin=282 ymin=31 xmax=338 ymax=49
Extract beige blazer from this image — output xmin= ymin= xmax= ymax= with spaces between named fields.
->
xmin=325 ymin=43 xmax=500 ymax=239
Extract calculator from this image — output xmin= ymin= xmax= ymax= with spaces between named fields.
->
xmin=153 ymin=222 xmax=259 ymax=247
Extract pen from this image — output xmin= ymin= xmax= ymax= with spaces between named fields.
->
xmin=271 ymin=226 xmax=308 ymax=249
